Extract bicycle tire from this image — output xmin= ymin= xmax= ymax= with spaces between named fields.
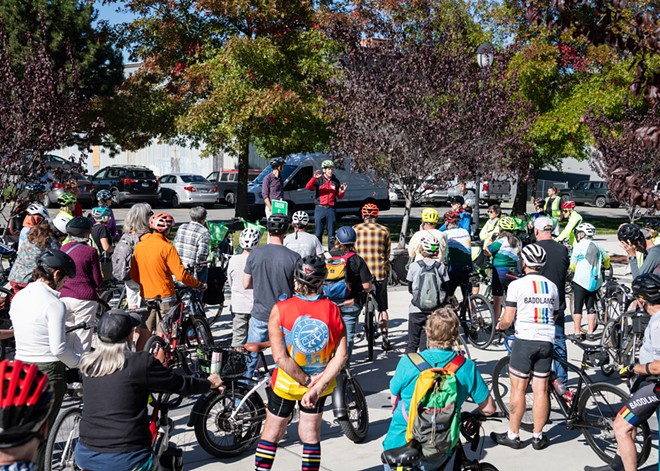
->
xmin=463 ymin=294 xmax=495 ymax=349
xmin=577 ymin=382 xmax=651 ymax=466
xmin=337 ymin=374 xmax=369 ymax=443
xmin=365 ymin=297 xmax=375 ymax=361
xmin=45 ymin=407 xmax=82 ymax=471
xmin=144 ymin=335 xmax=180 ymax=370
xmin=477 ymin=464 xmax=499 ymax=471
xmin=193 ymin=383 xmax=265 ymax=457
xmin=454 ymin=335 xmax=471 ymax=360
xmin=491 ymin=356 xmax=543 ymax=433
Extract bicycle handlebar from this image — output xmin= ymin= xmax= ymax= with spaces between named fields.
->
xmin=66 ymin=322 xmax=89 ymax=333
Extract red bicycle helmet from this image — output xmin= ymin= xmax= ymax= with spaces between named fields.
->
xmin=361 ymin=203 xmax=379 ymax=218
xmin=561 ymin=201 xmax=576 ymax=210
xmin=0 ymin=360 xmax=52 ymax=448
xmin=149 ymin=212 xmax=174 ymax=232
xmin=444 ymin=211 xmax=460 ymax=224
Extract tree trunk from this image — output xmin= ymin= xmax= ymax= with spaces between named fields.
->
xmin=235 ymin=141 xmax=250 ymax=219
xmin=399 ymin=197 xmax=413 ymax=247
xmin=512 ymin=171 xmax=528 ymax=213
xmin=529 ymin=166 xmax=540 ymax=201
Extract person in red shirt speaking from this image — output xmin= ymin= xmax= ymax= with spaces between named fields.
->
xmin=305 ymin=159 xmax=347 ymax=250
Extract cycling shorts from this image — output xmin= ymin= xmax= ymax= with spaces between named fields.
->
xmin=619 ymin=382 xmax=660 ymax=427
xmin=491 ymin=267 xmax=518 ymax=297
xmin=509 ymin=339 xmax=553 ymax=379
xmin=372 ymin=280 xmax=388 ymax=312
xmin=267 ymin=387 xmax=327 ymax=417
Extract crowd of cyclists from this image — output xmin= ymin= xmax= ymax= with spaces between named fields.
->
xmin=1 ymin=166 xmax=659 ymax=471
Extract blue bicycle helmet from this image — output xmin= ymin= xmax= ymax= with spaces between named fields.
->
xmin=336 ymin=226 xmax=356 ymax=245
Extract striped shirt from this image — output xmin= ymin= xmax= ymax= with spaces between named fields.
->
xmin=353 ymin=221 xmax=390 ymax=281
xmin=173 ymin=221 xmax=211 ymax=272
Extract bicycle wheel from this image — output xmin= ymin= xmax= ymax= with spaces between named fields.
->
xmin=337 ymin=374 xmax=369 ymax=443
xmin=193 ymin=383 xmax=265 ymax=457
xmin=478 ymin=464 xmax=499 ymax=471
xmin=145 ymin=335 xmax=178 ymax=370
xmin=45 ymin=407 xmax=82 ymax=471
xmin=577 ymin=382 xmax=651 ymax=466
xmin=453 ymin=335 xmax=471 ymax=360
xmin=464 ymin=294 xmax=495 ymax=349
xmin=491 ymin=356 xmax=541 ymax=433
xmin=365 ymin=298 xmax=375 ymax=361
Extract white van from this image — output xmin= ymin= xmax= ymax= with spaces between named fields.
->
xmin=247 ymin=153 xmax=390 ymax=219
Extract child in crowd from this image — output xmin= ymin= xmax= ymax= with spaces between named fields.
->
xmin=95 ymin=189 xmax=119 ymax=239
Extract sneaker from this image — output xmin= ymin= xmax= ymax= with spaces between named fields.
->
xmin=586 ymin=333 xmax=597 ymax=342
xmin=490 ymin=431 xmax=521 ymax=449
xmin=381 ymin=332 xmax=393 ymax=351
xmin=532 ymin=434 xmax=548 ymax=450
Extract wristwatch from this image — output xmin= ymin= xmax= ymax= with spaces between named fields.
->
xmin=303 ymin=375 xmax=312 ymax=387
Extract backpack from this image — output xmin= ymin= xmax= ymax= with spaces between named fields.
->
xmin=411 ymin=260 xmax=446 ymax=311
xmin=404 ymin=353 xmax=466 ymax=459
xmin=111 ymin=233 xmax=140 ymax=281
xmin=322 ymin=252 xmax=355 ymax=301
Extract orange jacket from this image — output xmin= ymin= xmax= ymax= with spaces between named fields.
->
xmin=130 ymin=232 xmax=200 ymax=299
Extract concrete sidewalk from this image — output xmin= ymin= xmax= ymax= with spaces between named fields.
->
xmin=170 ymin=234 xmax=658 ymax=471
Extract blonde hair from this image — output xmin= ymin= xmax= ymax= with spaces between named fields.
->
xmin=123 ymin=203 xmax=152 ymax=235
xmin=426 ymin=306 xmax=459 ymax=349
xmin=294 ymin=280 xmax=317 ymax=297
xmin=79 ymin=340 xmax=128 ymax=377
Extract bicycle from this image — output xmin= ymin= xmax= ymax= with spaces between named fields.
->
xmin=144 ymin=287 xmax=215 ymax=376
xmin=450 ymin=273 xmax=496 ymax=350
xmin=381 ymin=412 xmax=503 ymax=471
xmin=600 ymin=308 xmax=647 ymax=376
xmin=491 ymin=335 xmax=652 ymax=466
xmin=189 ymin=341 xmax=370 ymax=458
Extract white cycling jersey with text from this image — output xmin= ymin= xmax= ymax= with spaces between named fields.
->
xmin=506 ymin=273 xmax=559 ymax=343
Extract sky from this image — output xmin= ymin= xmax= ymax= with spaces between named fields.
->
xmin=95 ymin=2 xmax=137 ymax=61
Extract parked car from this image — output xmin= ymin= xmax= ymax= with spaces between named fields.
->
xmin=206 ymin=169 xmax=261 ymax=206
xmin=247 ymin=153 xmax=390 ymax=219
xmin=159 ymin=173 xmax=218 ymax=208
xmin=41 ymin=173 xmax=95 ymax=208
xmin=43 ymin=154 xmax=83 ymax=172
xmin=88 ymin=165 xmax=161 ymax=206
xmin=560 ymin=180 xmax=619 ymax=208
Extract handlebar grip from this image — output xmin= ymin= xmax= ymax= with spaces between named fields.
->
xmin=66 ymin=322 xmax=88 ymax=333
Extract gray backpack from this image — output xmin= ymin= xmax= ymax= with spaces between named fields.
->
xmin=111 ymin=233 xmax=140 ymax=281
xmin=411 ymin=261 xmax=446 ymax=311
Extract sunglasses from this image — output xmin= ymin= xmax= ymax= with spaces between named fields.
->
xmin=562 ymin=209 xmax=570 ymax=213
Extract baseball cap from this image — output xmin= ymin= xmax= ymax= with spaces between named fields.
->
xmin=97 ymin=310 xmax=141 ymax=343
xmin=533 ymin=216 xmax=554 ymax=232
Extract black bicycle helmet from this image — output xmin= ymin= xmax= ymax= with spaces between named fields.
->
xmin=266 ymin=214 xmax=289 ymax=236
xmin=643 ymin=219 xmax=660 ymax=232
xmin=0 ymin=360 xmax=53 ymax=449
xmin=336 ymin=226 xmax=357 ymax=245
xmin=37 ymin=248 xmax=76 ymax=279
xmin=450 ymin=195 xmax=465 ymax=205
xmin=617 ymin=223 xmax=644 ymax=244
xmin=270 ymin=157 xmax=285 ymax=168
xmin=294 ymin=255 xmax=328 ymax=289
xmin=66 ymin=216 xmax=93 ymax=236
xmin=632 ymin=273 xmax=660 ymax=304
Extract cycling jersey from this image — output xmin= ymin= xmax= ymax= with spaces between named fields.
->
xmin=488 ymin=236 xmax=520 ymax=270
xmin=570 ymin=238 xmax=610 ymax=292
xmin=505 ymin=274 xmax=559 ymax=343
xmin=270 ymin=295 xmax=344 ymax=401
xmin=305 ymin=175 xmax=345 ymax=206
xmin=444 ymin=228 xmax=472 ymax=269
xmin=638 ymin=310 xmax=660 ymax=364
xmin=555 ymin=211 xmax=583 ymax=246
xmin=479 ymin=217 xmax=499 ymax=243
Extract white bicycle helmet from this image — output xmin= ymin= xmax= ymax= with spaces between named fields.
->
xmin=239 ymin=227 xmax=261 ymax=250
xmin=521 ymin=244 xmax=547 ymax=269
xmin=575 ymin=222 xmax=596 ymax=237
xmin=26 ymin=203 xmax=49 ymax=220
xmin=52 ymin=213 xmax=71 ymax=235
xmin=291 ymin=211 xmax=309 ymax=227
xmin=420 ymin=233 xmax=440 ymax=254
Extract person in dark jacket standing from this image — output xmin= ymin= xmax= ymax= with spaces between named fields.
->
xmin=262 ymin=158 xmax=285 ymax=218
xmin=305 ymin=159 xmax=347 ymax=249
xmin=75 ymin=311 xmax=223 ymax=471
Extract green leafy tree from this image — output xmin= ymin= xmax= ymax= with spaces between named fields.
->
xmin=115 ymin=0 xmax=337 ymax=218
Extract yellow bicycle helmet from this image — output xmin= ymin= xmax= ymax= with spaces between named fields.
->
xmin=497 ymin=216 xmax=516 ymax=232
xmin=421 ymin=208 xmax=439 ymax=224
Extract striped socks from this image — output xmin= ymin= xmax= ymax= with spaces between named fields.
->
xmin=255 ymin=439 xmax=277 ymax=470
xmin=302 ymin=442 xmax=321 ymax=471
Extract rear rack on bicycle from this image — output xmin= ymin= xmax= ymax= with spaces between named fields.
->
xmin=197 ymin=344 xmax=248 ymax=379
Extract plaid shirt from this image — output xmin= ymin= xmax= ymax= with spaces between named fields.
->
xmin=353 ymin=221 xmax=390 ymax=281
xmin=173 ymin=221 xmax=211 ymax=271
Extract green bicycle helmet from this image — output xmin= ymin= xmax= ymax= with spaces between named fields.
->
xmin=57 ymin=192 xmax=77 ymax=206
xmin=321 ymin=159 xmax=334 ymax=168
xmin=497 ymin=216 xmax=516 ymax=232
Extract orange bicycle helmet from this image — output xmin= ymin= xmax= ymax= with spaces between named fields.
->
xmin=0 ymin=360 xmax=53 ymax=448
xmin=361 ymin=203 xmax=379 ymax=218
xmin=149 ymin=212 xmax=174 ymax=232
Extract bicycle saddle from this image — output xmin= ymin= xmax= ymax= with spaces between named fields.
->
xmin=244 ymin=341 xmax=271 ymax=353
xmin=381 ymin=440 xmax=422 ymax=466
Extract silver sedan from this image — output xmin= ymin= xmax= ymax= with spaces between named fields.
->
xmin=159 ymin=173 xmax=219 ymax=208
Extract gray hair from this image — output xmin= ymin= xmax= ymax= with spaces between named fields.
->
xmin=79 ymin=340 xmax=128 ymax=377
xmin=190 ymin=206 xmax=207 ymax=223
xmin=123 ymin=203 xmax=152 ymax=234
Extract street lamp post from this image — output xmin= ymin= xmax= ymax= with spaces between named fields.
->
xmin=474 ymin=42 xmax=494 ymax=238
